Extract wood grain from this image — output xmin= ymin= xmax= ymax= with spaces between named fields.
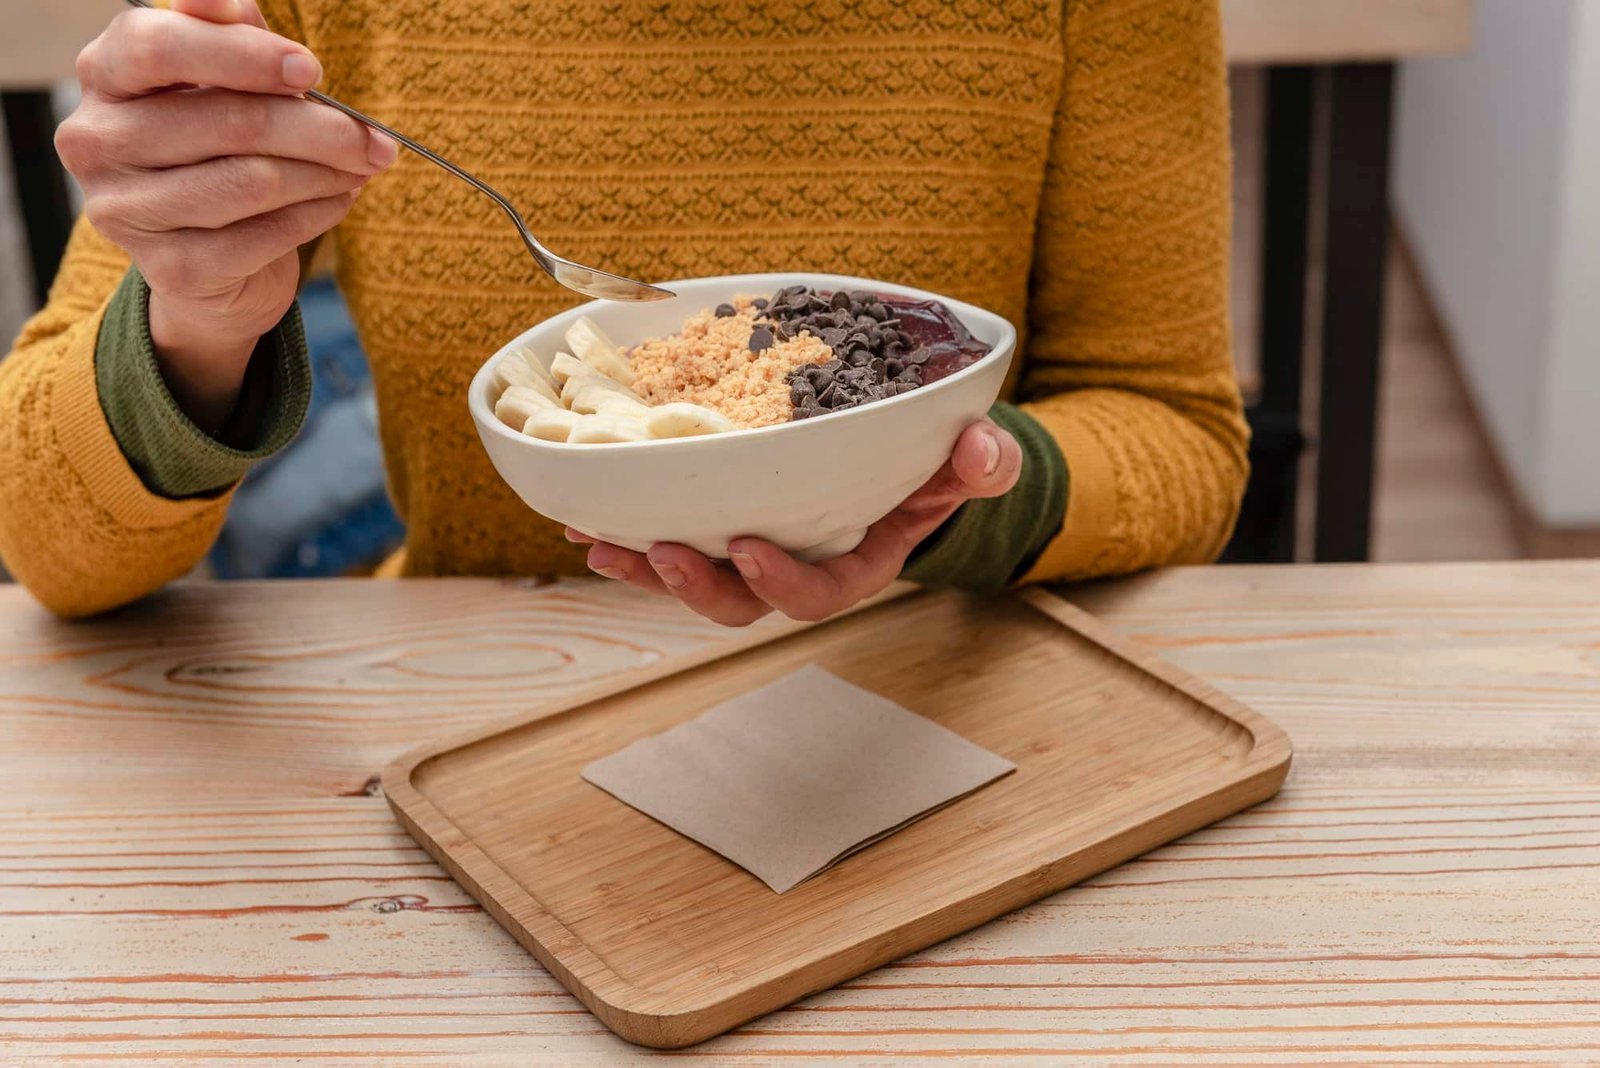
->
xmin=385 ymin=590 xmax=1290 ymax=1047
xmin=2 ymin=562 xmax=1598 ymax=1063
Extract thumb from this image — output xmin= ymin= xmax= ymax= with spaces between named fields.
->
xmin=946 ymin=420 xmax=1023 ymax=501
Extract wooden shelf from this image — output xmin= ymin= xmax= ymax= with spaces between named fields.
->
xmin=1223 ymin=0 xmax=1474 ymax=64
xmin=7 ymin=0 xmax=1475 ymax=91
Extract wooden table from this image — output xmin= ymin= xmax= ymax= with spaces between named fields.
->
xmin=2 ymin=560 xmax=1596 ymax=1063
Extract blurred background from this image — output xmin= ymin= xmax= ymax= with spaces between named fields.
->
xmin=4 ymin=0 xmax=1591 ymax=583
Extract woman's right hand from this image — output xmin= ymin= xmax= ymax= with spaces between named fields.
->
xmin=54 ymin=0 xmax=396 ymax=431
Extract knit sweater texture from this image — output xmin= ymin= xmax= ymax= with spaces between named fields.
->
xmin=0 ymin=0 xmax=1247 ymax=617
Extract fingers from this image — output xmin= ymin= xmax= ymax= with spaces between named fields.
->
xmin=95 ymin=90 xmax=392 ymax=174
xmin=139 ymin=190 xmax=358 ymax=294
xmin=85 ymin=8 xmax=320 ymax=100
xmin=717 ymin=421 xmax=1024 ymax=622
xmin=573 ymin=529 xmax=773 ymax=628
xmin=645 ymin=545 xmax=772 ymax=628
xmin=101 ymin=156 xmax=368 ymax=232
xmin=573 ymin=421 xmax=1022 ymax=628
xmin=723 ymin=540 xmax=873 ymax=623
xmin=583 ymin=542 xmax=671 ymax=596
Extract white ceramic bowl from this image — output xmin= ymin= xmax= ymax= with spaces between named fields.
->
xmin=468 ymin=272 xmax=1016 ymax=562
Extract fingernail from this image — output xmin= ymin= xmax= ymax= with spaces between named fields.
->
xmin=729 ymin=552 xmax=762 ymax=581
xmin=281 ymin=52 xmax=322 ymax=90
xmin=367 ymin=129 xmax=397 ymax=169
xmin=590 ymin=564 xmax=627 ymax=581
xmin=980 ymin=428 xmax=1001 ymax=477
xmin=652 ymin=561 xmax=687 ymax=589
xmin=221 ymin=0 xmax=243 ymax=20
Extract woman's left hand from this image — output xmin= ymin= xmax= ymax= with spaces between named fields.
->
xmin=569 ymin=419 xmax=1023 ymax=627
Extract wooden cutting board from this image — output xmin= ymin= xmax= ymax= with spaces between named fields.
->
xmin=382 ymin=589 xmax=1292 ymax=1048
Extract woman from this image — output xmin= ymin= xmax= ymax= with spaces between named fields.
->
xmin=0 ymin=0 xmax=1247 ymax=624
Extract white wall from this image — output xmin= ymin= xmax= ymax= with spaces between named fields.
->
xmin=1395 ymin=0 xmax=1600 ymax=526
xmin=1540 ymin=1 xmax=1600 ymax=525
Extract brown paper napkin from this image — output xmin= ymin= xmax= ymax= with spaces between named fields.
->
xmin=581 ymin=665 xmax=1016 ymax=893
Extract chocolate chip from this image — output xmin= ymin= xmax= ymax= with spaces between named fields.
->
xmin=749 ymin=326 xmax=774 ymax=351
xmin=867 ymin=302 xmax=889 ymax=321
xmin=753 ymin=297 xmax=768 ymax=310
xmin=791 ymin=380 xmax=814 ymax=406
xmin=715 ymin=303 xmax=736 ymax=317
xmin=817 ymin=382 xmax=839 ymax=407
xmin=830 ymin=290 xmax=851 ymax=311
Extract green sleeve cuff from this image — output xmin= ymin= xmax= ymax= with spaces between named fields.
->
xmin=900 ymin=402 xmax=1069 ymax=594
xmin=95 ymin=269 xmax=311 ymax=499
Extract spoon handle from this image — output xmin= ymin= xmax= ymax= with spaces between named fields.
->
xmin=301 ymin=89 xmax=526 ymax=226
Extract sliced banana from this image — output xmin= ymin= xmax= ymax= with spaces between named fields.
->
xmin=522 ymin=407 xmax=585 ymax=442
xmin=511 ymin=346 xmax=559 ymax=392
xmin=561 ymin=371 xmax=634 ymax=407
xmin=564 ymin=316 xmax=635 ymax=386
xmin=592 ymin=392 xmax=652 ymax=419
xmin=644 ymin=402 xmax=738 ymax=439
xmin=492 ymin=351 xmax=536 ymax=393
xmin=493 ymin=352 xmax=560 ymax=404
xmin=565 ymin=376 xmax=647 ymax=416
xmin=567 ymin=414 xmax=650 ymax=443
xmin=494 ymin=384 xmax=560 ymax=429
xmin=549 ymin=351 xmax=589 ymax=386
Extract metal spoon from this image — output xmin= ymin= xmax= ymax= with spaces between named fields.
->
xmin=123 ymin=0 xmax=675 ymax=303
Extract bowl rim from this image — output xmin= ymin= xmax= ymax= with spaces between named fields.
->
xmin=468 ymin=272 xmax=1018 ymax=454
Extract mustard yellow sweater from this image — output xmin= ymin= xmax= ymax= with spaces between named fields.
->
xmin=0 ymin=0 xmax=1246 ymax=616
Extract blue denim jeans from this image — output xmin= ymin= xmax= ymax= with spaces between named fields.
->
xmin=208 ymin=278 xmax=405 ymax=579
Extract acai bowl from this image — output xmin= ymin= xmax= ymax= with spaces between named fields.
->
xmin=468 ymin=273 xmax=1016 ymax=562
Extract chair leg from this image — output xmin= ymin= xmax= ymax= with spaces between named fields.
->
xmin=3 ymin=90 xmax=75 ymax=306
xmin=1312 ymin=63 xmax=1395 ymax=563
xmin=1224 ymin=66 xmax=1313 ymax=564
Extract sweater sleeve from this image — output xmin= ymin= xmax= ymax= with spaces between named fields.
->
xmin=0 ymin=0 xmax=317 ymax=617
xmin=1016 ymin=0 xmax=1249 ymax=583
xmin=98 ymin=267 xmax=309 ymax=498
xmin=0 ymin=220 xmax=238 ymax=616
